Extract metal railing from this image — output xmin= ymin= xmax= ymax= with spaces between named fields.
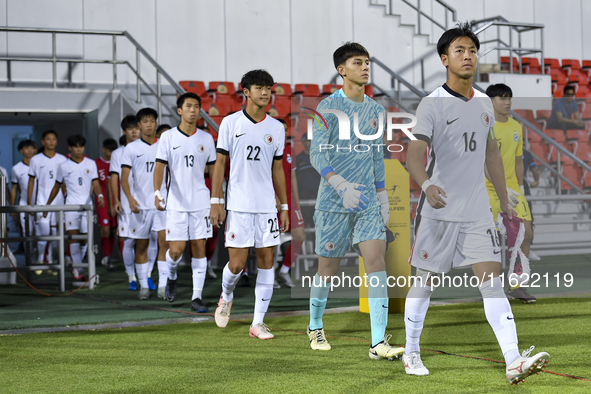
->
xmin=471 ymin=17 xmax=545 ymax=79
xmin=0 ymin=26 xmax=219 ymax=132
xmin=0 ymin=204 xmax=96 ymax=291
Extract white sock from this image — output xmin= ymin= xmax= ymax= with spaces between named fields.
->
xmin=479 ymin=276 xmax=520 ymax=364
xmin=157 ymin=260 xmax=168 ymax=288
xmin=47 ymin=237 xmax=55 ymax=261
xmin=147 ymin=231 xmax=158 ymax=275
xmin=252 ymin=268 xmax=274 ymax=327
xmin=166 ymin=249 xmax=181 ymax=280
xmin=36 ymin=219 xmax=50 ymax=262
xmin=81 ymin=244 xmax=88 ymax=260
xmin=136 ymin=263 xmax=149 ymax=289
xmin=191 ymin=257 xmax=207 ymax=300
xmin=70 ymin=243 xmax=82 ymax=265
xmin=404 ymin=276 xmax=434 ymax=354
xmin=221 ymin=263 xmax=241 ymax=303
xmin=123 ymin=239 xmax=136 ymax=281
xmin=279 ymin=264 xmax=289 ymax=274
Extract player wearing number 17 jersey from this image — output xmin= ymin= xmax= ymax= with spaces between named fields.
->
xmin=210 ymin=69 xmax=288 ymax=339
xmin=154 ymin=92 xmax=216 ymax=313
xmin=403 ymin=23 xmax=548 ymax=384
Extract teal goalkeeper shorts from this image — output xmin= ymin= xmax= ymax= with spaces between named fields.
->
xmin=313 ymin=204 xmax=386 ymax=258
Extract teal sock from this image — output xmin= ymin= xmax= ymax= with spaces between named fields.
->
xmin=309 ymin=273 xmax=330 ymax=330
xmin=368 ymin=271 xmax=389 ymax=347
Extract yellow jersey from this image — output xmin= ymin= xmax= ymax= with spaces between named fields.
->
xmin=486 ymin=116 xmax=522 ymax=194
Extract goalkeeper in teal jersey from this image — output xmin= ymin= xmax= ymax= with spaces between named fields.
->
xmin=306 ymin=42 xmax=404 ymax=360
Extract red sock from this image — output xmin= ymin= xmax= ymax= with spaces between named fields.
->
xmin=66 ymin=243 xmax=71 ymax=257
xmin=283 ymin=240 xmax=303 ymax=268
xmin=101 ymin=236 xmax=112 ymax=258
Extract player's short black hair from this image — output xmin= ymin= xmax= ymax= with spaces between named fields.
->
xmin=42 ymin=129 xmax=58 ymax=140
xmin=119 ymin=135 xmax=127 ymax=146
xmin=120 ymin=115 xmax=138 ymax=131
xmin=18 ymin=139 xmax=37 ymax=151
xmin=136 ymin=108 xmax=158 ymax=122
xmin=177 ymin=92 xmax=201 ymax=109
xmin=67 ymin=134 xmax=86 ymax=147
xmin=564 ymin=85 xmax=576 ymax=95
xmin=157 ymin=124 xmax=171 ymax=134
xmin=486 ymin=83 xmax=513 ymax=98
xmin=333 ymin=42 xmax=370 ymax=70
xmin=241 ymin=69 xmax=275 ymax=90
xmin=437 ymin=22 xmax=480 ymax=57
xmin=102 ymin=138 xmax=118 ymax=152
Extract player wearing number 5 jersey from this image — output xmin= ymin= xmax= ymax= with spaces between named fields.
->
xmin=210 ymin=69 xmax=288 ymax=340
xmin=154 ymin=92 xmax=216 ymax=313
xmin=121 ymin=108 xmax=169 ymax=300
xmin=403 ymin=23 xmax=548 ymax=384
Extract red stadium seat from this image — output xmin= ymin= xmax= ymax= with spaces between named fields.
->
xmin=550 ymin=70 xmax=568 ymax=84
xmin=365 ymin=85 xmax=375 ymax=97
xmin=544 ymin=128 xmax=566 ymax=143
xmin=521 ymin=57 xmax=542 ymax=74
xmin=208 ymin=81 xmax=236 ymax=95
xmin=583 ymin=170 xmax=591 ymax=188
xmin=575 ymin=145 xmax=591 ymax=163
xmin=272 ymin=83 xmax=292 ymax=96
xmin=179 ymin=80 xmax=207 ymax=97
xmin=528 ymin=142 xmax=549 ymax=164
xmin=501 ymin=56 xmax=519 ymax=72
xmin=549 ymin=143 xmax=575 ymax=165
xmin=544 ymin=58 xmax=562 ymax=73
xmin=322 ymin=84 xmax=342 ymax=95
xmin=562 ymin=59 xmax=581 ymax=70
xmin=576 ymin=85 xmax=591 ymax=98
xmin=265 ymin=101 xmax=290 ymax=118
xmin=207 ymin=102 xmax=232 ymax=117
xmin=581 ymin=104 xmax=591 ymax=120
xmin=200 ymin=96 xmax=213 ymax=113
xmin=294 ymin=84 xmax=321 ymax=97
xmin=536 ymin=110 xmax=552 ymax=120
xmin=560 ymin=164 xmax=583 ymax=190
xmin=525 ymin=125 xmax=543 ymax=142
xmin=566 ymin=129 xmax=590 ymax=142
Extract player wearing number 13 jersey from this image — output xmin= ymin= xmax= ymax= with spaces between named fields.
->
xmin=210 ymin=70 xmax=288 ymax=339
xmin=403 ymin=23 xmax=548 ymax=383
xmin=154 ymin=92 xmax=216 ymax=313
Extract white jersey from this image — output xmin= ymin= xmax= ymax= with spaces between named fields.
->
xmin=28 ymin=152 xmax=66 ymax=205
xmin=56 ymin=157 xmax=98 ymax=205
xmin=217 ymin=110 xmax=285 ymax=213
xmin=110 ymin=145 xmax=134 ymax=214
xmin=121 ymin=137 xmax=165 ymax=210
xmin=11 ymin=161 xmax=35 ymax=205
xmin=156 ymin=126 xmax=216 ymax=212
xmin=412 ymin=84 xmax=495 ymax=222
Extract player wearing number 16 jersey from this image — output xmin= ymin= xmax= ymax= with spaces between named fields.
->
xmin=210 ymin=70 xmax=288 ymax=339
xmin=154 ymin=92 xmax=216 ymax=313
xmin=403 ymin=23 xmax=548 ymax=384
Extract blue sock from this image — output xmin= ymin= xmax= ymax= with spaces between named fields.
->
xmin=368 ymin=271 xmax=389 ymax=347
xmin=309 ymin=273 xmax=330 ymax=330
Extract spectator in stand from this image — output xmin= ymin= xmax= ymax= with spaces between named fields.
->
xmin=547 ymin=85 xmax=584 ymax=132
xmin=522 ymin=148 xmax=541 ymax=261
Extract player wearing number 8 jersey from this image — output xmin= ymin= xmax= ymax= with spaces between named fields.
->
xmin=403 ymin=23 xmax=549 ymax=384
xmin=210 ymin=69 xmax=288 ymax=339
xmin=154 ymin=92 xmax=216 ymax=313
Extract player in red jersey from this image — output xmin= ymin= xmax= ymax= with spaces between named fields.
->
xmin=96 ymin=138 xmax=119 ymax=269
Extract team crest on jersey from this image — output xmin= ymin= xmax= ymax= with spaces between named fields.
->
xmin=85 ymin=168 xmax=90 ymax=174
xmin=419 ymin=250 xmax=429 ymax=261
xmin=197 ymin=144 xmax=204 ymax=153
xmin=103 ymin=219 xmax=108 ymax=225
xmin=68 ymin=221 xmax=72 ymax=226
xmin=513 ymin=131 xmax=519 ymax=142
xmin=228 ymin=232 xmax=236 ymax=241
xmin=264 ymin=134 xmax=273 ymax=144
xmin=369 ymin=117 xmax=378 ymax=130
xmin=131 ymin=228 xmax=136 ymax=234
xmin=481 ymin=113 xmax=491 ymax=127
xmin=167 ymin=229 xmax=171 ymax=234
xmin=325 ymin=242 xmax=334 ymax=251
xmin=287 ymin=154 xmax=292 ymax=164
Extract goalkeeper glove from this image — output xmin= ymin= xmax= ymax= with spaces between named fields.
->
xmin=506 ymin=187 xmax=520 ymax=208
xmin=377 ymin=189 xmax=389 ymax=226
xmin=328 ymin=175 xmax=368 ymax=212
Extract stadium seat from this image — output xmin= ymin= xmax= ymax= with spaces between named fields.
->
xmin=576 ymin=147 xmax=591 ymax=164
xmin=208 ymin=81 xmax=236 ymax=95
xmin=581 ymin=60 xmax=591 ymax=78
xmin=365 ymin=85 xmax=375 ymax=97
xmin=562 ymin=59 xmax=582 ymax=75
xmin=544 ymin=58 xmax=562 ymax=74
xmin=583 ymin=170 xmax=591 ymax=188
xmin=550 ymin=145 xmax=576 ymax=165
xmin=525 ymin=125 xmax=543 ymax=142
xmin=501 ymin=56 xmax=519 ymax=72
xmin=566 ymin=129 xmax=590 ymax=143
xmin=521 ymin=57 xmax=542 ymax=74
xmin=567 ymin=71 xmax=589 ymax=86
xmin=200 ymin=96 xmax=213 ymax=112
xmin=536 ymin=109 xmax=552 ymax=120
xmin=294 ymin=84 xmax=321 ymax=97
xmin=528 ymin=142 xmax=549 ymax=164
xmin=514 ymin=109 xmax=536 ymax=123
xmin=204 ymin=115 xmax=224 ymax=129
xmin=265 ymin=101 xmax=290 ymax=118
xmin=207 ymin=102 xmax=232 ymax=117
xmin=322 ymin=84 xmax=342 ymax=95
xmin=550 ymin=70 xmax=568 ymax=85
xmin=273 ymin=83 xmax=293 ymax=96
xmin=576 ymin=85 xmax=591 ymax=98
xmin=560 ymin=164 xmax=583 ymax=190
xmin=544 ymin=128 xmax=566 ymax=143
xmin=179 ymin=80 xmax=207 ymax=97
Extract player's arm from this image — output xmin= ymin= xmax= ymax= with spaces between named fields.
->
xmin=91 ymin=179 xmax=104 ymax=208
xmin=210 ymin=153 xmax=227 ymax=228
xmin=515 ymin=155 xmax=524 ymax=189
xmin=9 ymin=182 xmax=18 ymax=206
xmin=530 ymin=165 xmax=540 ymax=187
xmin=407 ymin=139 xmax=447 ymax=209
xmin=27 ymin=176 xmax=35 ymax=205
xmin=153 ymin=161 xmax=166 ymax=211
xmin=121 ymin=166 xmax=139 ymax=213
xmin=272 ymin=157 xmax=290 ymax=232
xmin=43 ymin=182 xmax=61 ymax=217
xmin=109 ymin=172 xmax=121 ymax=215
xmin=485 ymin=138 xmax=516 ymax=220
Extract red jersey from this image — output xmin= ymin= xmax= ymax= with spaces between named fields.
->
xmin=96 ymin=157 xmax=110 ymax=195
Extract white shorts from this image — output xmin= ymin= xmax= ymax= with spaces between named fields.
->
xmin=225 ymin=210 xmax=281 ymax=248
xmin=118 ymin=213 xmax=131 ymax=238
xmin=64 ymin=212 xmax=88 ymax=233
xmin=129 ymin=209 xmax=166 ymax=239
xmin=410 ymin=216 xmax=501 ymax=274
xmin=166 ymin=209 xmax=212 ymax=241
xmin=20 ymin=212 xmax=35 ymax=235
xmin=35 ymin=212 xmax=57 ymax=228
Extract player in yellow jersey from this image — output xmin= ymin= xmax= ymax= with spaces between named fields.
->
xmin=485 ymin=84 xmax=535 ymax=303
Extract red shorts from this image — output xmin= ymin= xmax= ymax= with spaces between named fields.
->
xmin=278 ymin=208 xmax=305 ymax=232
xmin=97 ymin=204 xmax=117 ymax=228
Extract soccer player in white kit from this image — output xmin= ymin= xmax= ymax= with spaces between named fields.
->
xmin=44 ymin=135 xmax=104 ymax=281
xmin=210 ymin=70 xmax=289 ymax=339
xmin=10 ymin=140 xmax=37 ymax=236
xmin=121 ymin=108 xmax=169 ymax=300
xmin=154 ymin=92 xmax=216 ymax=312
xmin=27 ymin=130 xmax=66 ymax=267
xmin=403 ymin=23 xmax=549 ymax=384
